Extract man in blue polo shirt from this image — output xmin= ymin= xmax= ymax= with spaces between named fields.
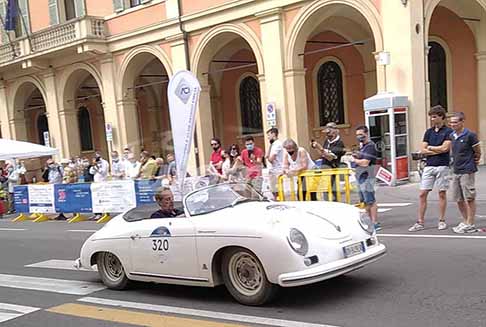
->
xmin=409 ymin=106 xmax=453 ymax=232
xmin=449 ymin=112 xmax=482 ymax=233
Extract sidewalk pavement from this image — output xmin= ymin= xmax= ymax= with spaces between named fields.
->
xmin=374 ymin=166 xmax=486 ymax=233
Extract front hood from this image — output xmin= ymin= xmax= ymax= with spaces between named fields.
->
xmin=242 ymin=201 xmax=359 ymax=240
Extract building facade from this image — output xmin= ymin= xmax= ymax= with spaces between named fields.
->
xmin=0 ymin=0 xmax=485 ymax=176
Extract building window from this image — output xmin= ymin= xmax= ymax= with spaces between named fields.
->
xmin=37 ymin=114 xmax=49 ymax=146
xmin=428 ymin=41 xmax=448 ymax=110
xmin=130 ymin=0 xmax=142 ymax=7
xmin=317 ymin=61 xmax=345 ymax=126
xmin=239 ymin=76 xmax=262 ymax=135
xmin=78 ymin=107 xmax=94 ymax=151
xmin=64 ymin=0 xmax=76 ymax=20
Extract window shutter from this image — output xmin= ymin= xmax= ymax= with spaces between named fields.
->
xmin=18 ymin=0 xmax=30 ymax=35
xmin=48 ymin=0 xmax=59 ymax=25
xmin=74 ymin=0 xmax=86 ymax=17
xmin=0 ymin=1 xmax=7 ymax=44
xmin=112 ymin=0 xmax=124 ymax=13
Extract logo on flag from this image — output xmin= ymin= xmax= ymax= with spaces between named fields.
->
xmin=175 ymin=78 xmax=192 ymax=104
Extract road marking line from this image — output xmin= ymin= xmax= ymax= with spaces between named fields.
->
xmin=79 ymin=297 xmax=341 ymax=327
xmin=0 ymin=302 xmax=40 ymax=323
xmin=0 ymin=228 xmax=26 ymax=231
xmin=360 ymin=209 xmax=391 ymax=213
xmin=377 ymin=203 xmax=412 ymax=207
xmin=48 ymin=303 xmax=250 ymax=327
xmin=0 ymin=274 xmax=105 ymax=295
xmin=25 ymin=259 xmax=97 ymax=272
xmin=379 ymin=233 xmax=486 ymax=240
xmin=67 ymin=230 xmax=98 ymax=233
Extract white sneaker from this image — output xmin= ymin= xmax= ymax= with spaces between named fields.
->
xmin=408 ymin=222 xmax=425 ymax=232
xmin=438 ymin=221 xmax=447 ymax=230
xmin=453 ymin=223 xmax=471 ymax=234
xmin=464 ymin=224 xmax=477 ymax=233
xmin=452 ymin=222 xmax=466 ymax=233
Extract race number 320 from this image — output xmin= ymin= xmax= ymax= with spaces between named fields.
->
xmin=152 ymin=239 xmax=169 ymax=251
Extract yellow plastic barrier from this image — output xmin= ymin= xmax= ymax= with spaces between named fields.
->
xmin=96 ymin=213 xmax=111 ymax=224
xmin=33 ymin=213 xmax=50 ymax=223
xmin=278 ymin=168 xmax=353 ymax=204
xmin=12 ymin=213 xmax=32 ymax=222
xmin=68 ymin=213 xmax=87 ymax=224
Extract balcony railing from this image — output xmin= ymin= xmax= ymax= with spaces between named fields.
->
xmin=0 ymin=16 xmax=105 ymax=66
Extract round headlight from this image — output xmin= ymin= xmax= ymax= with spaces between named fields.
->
xmin=358 ymin=212 xmax=375 ymax=234
xmin=287 ymin=228 xmax=309 ymax=256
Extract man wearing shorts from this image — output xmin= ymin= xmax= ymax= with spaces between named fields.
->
xmin=409 ymin=106 xmax=452 ymax=232
xmin=351 ymin=126 xmax=380 ymax=231
xmin=449 ymin=112 xmax=482 ymax=233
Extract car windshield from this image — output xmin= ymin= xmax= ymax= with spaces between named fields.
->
xmin=184 ymin=183 xmax=262 ymax=216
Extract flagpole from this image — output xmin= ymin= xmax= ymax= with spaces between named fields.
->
xmin=15 ymin=0 xmax=32 ymax=52
xmin=0 ymin=12 xmax=17 ymax=59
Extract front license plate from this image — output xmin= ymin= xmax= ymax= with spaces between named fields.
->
xmin=343 ymin=242 xmax=365 ymax=258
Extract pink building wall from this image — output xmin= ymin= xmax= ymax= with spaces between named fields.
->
xmin=28 ymin=0 xmax=50 ymax=33
xmin=181 ymin=0 xmax=229 ymax=15
xmin=105 ymin=3 xmax=166 ymax=36
xmin=429 ymin=6 xmax=478 ymax=132
xmin=86 ymin=0 xmax=114 ymax=17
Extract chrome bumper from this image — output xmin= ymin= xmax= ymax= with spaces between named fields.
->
xmin=278 ymin=244 xmax=386 ymax=287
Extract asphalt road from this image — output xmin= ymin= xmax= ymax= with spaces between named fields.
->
xmin=0 ymin=177 xmax=485 ymax=327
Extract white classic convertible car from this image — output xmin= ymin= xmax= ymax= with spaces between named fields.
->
xmin=76 ymin=182 xmax=386 ymax=305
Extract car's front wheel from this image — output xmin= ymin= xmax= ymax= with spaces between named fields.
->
xmin=97 ymin=252 xmax=130 ymax=290
xmin=222 ymin=247 xmax=278 ymax=305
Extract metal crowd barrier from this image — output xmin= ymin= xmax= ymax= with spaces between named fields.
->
xmin=277 ymin=168 xmax=354 ymax=204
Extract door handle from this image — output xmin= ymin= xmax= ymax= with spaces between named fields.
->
xmin=198 ymin=230 xmax=216 ymax=234
xmin=130 ymin=234 xmax=141 ymax=240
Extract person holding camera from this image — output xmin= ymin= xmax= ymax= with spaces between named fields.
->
xmin=241 ymin=136 xmax=264 ymax=192
xmin=312 ymin=123 xmax=346 ymax=201
xmin=89 ymin=151 xmax=109 ymax=183
xmin=311 ymin=122 xmax=346 ymax=169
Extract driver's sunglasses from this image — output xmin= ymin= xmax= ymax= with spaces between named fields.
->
xmin=211 ymin=143 xmax=219 ymax=146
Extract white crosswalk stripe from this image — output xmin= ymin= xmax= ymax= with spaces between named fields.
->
xmin=0 ymin=273 xmax=105 ymax=295
xmin=0 ymin=302 xmax=40 ymax=323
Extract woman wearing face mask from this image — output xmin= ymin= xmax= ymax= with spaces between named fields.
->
xmin=221 ymin=144 xmax=245 ymax=182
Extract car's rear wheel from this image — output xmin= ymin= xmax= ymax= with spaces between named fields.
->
xmin=97 ymin=252 xmax=130 ymax=290
xmin=221 ymin=248 xmax=278 ymax=305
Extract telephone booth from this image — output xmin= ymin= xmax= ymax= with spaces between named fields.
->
xmin=363 ymin=93 xmax=409 ymax=186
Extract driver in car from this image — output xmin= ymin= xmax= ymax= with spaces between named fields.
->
xmin=151 ymin=187 xmax=184 ymax=218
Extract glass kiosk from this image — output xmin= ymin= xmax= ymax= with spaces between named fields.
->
xmin=363 ymin=93 xmax=409 ymax=186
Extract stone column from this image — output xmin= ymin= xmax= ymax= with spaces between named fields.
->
xmin=283 ymin=68 xmax=310 ymax=145
xmin=44 ymin=69 xmax=79 ymax=158
xmin=114 ymin=98 xmax=141 ymax=156
xmin=381 ymin=0 xmax=428 ymax=152
xmin=99 ymin=55 xmax=137 ymax=157
xmin=0 ymin=82 xmax=13 ymax=139
xmin=477 ymin=51 xmax=486 ymax=163
xmin=8 ymin=118 xmax=28 ymax=141
xmin=258 ymin=8 xmax=294 ymax=143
